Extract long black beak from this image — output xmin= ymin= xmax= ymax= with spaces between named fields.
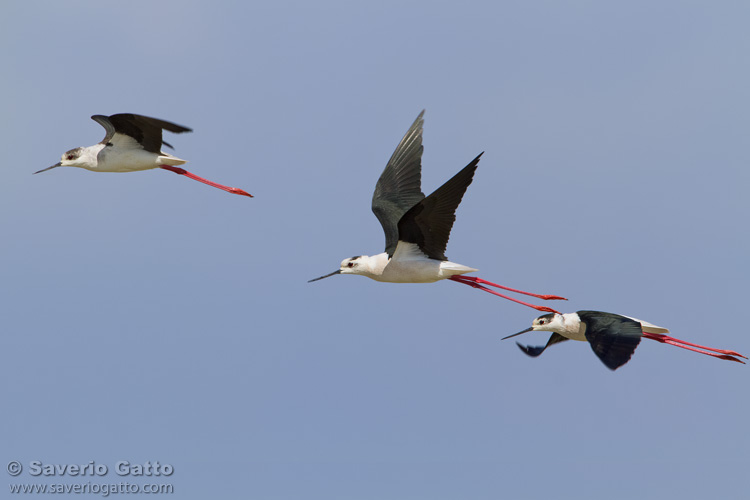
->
xmin=308 ymin=270 xmax=341 ymax=283
xmin=34 ymin=162 xmax=61 ymax=174
xmin=501 ymin=327 xmax=534 ymax=341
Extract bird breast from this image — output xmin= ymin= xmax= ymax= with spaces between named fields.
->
xmin=95 ymin=145 xmax=163 ymax=172
xmin=369 ymin=256 xmax=476 ymax=283
xmin=558 ymin=313 xmax=588 ymax=341
xmin=376 ymin=258 xmax=445 ymax=283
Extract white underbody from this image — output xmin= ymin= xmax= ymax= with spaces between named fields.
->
xmin=69 ymin=136 xmax=187 ymax=173
xmin=346 ymin=242 xmax=477 ymax=283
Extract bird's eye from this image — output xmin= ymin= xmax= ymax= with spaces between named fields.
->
xmin=66 ymin=154 xmax=74 ymax=160
xmin=347 ymin=262 xmax=354 ymax=268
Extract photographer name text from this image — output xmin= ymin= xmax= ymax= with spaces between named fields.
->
xmin=7 ymin=460 xmax=173 ymax=477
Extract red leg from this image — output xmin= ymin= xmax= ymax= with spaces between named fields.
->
xmin=643 ymin=332 xmax=746 ymax=363
xmin=454 ymin=276 xmax=567 ymax=301
xmin=160 ymin=166 xmax=252 ymax=197
xmin=449 ymin=276 xmax=561 ymax=313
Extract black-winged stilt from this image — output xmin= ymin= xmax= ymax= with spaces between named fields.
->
xmin=503 ymin=310 xmax=746 ymax=370
xmin=36 ymin=114 xmax=252 ymax=197
xmin=309 ymin=110 xmax=566 ymax=313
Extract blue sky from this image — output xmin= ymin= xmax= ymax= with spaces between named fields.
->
xmin=2 ymin=1 xmax=749 ymax=499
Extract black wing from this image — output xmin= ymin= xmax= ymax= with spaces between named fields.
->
xmin=92 ymin=114 xmax=192 ymax=154
xmin=516 ymin=333 xmax=569 ymax=357
xmin=396 ymin=153 xmax=482 ymax=261
xmin=578 ymin=310 xmax=643 ymax=371
xmin=372 ymin=111 xmax=426 ymax=257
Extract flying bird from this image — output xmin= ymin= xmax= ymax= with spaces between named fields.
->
xmin=503 ymin=310 xmax=746 ymax=370
xmin=37 ymin=114 xmax=252 ymax=197
xmin=309 ymin=110 xmax=566 ymax=313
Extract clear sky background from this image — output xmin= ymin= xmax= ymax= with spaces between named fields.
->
xmin=1 ymin=1 xmax=748 ymax=499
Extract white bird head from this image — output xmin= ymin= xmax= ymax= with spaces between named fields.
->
xmin=308 ymin=255 xmax=374 ymax=282
xmin=35 ymin=147 xmax=90 ymax=174
xmin=502 ymin=312 xmax=566 ymax=340
xmin=530 ymin=313 xmax=566 ymax=332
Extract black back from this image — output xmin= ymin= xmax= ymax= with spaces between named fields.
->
xmin=397 ymin=153 xmax=482 ymax=261
xmin=92 ymin=114 xmax=192 ymax=154
xmin=372 ymin=111 xmax=426 ymax=257
xmin=516 ymin=333 xmax=569 ymax=357
xmin=578 ymin=310 xmax=643 ymax=371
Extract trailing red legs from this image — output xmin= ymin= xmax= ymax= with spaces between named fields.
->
xmin=643 ymin=332 xmax=747 ymax=364
xmin=160 ymin=165 xmax=253 ymax=197
xmin=449 ymin=275 xmax=567 ymax=313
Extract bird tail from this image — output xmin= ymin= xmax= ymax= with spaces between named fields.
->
xmin=440 ymin=262 xmax=478 ymax=275
xmin=157 ymin=154 xmax=187 ymax=166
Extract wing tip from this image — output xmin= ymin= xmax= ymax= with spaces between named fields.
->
xmin=516 ymin=342 xmax=543 ymax=358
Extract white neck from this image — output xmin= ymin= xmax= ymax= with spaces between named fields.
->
xmin=76 ymin=144 xmax=105 ymax=170
xmin=532 ymin=313 xmax=585 ymax=341
xmin=354 ymin=253 xmax=390 ymax=278
xmin=554 ymin=313 xmax=586 ymax=341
